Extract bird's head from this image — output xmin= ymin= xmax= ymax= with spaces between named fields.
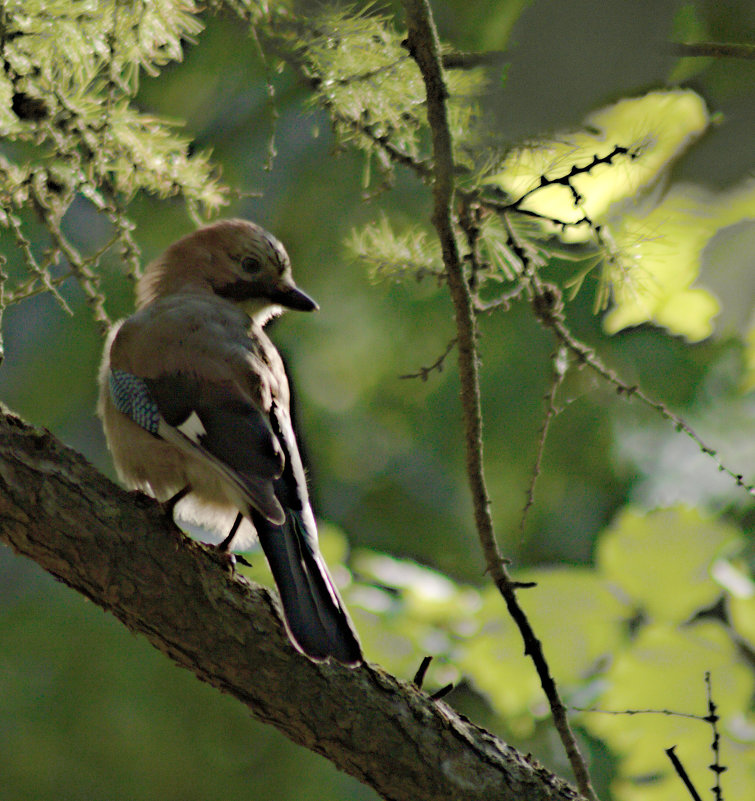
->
xmin=136 ymin=219 xmax=318 ymax=324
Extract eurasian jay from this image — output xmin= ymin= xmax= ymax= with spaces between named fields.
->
xmin=98 ymin=219 xmax=362 ymax=665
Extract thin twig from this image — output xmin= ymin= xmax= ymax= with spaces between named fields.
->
xmin=5 ymin=212 xmax=73 ymax=315
xmin=249 ymin=24 xmax=279 ymax=172
xmin=399 ymin=337 xmax=457 ymax=380
xmin=42 ymin=212 xmax=110 ymax=334
xmin=413 ymin=655 xmax=433 ymax=688
xmin=573 ymin=706 xmax=706 ymax=721
xmin=519 ymin=346 xmax=568 ymax=541
xmin=402 ymin=3 xmax=598 ymax=799
xmin=442 ymin=49 xmax=508 ymax=69
xmin=705 ymin=672 xmax=725 ymax=801
xmin=496 ymin=145 xmax=638 ymax=213
xmin=665 ymin=746 xmax=704 ymax=801
xmin=531 ymin=277 xmax=755 ymax=498
xmin=473 ymin=284 xmax=526 ymax=312
xmin=670 ymin=41 xmax=755 ymax=59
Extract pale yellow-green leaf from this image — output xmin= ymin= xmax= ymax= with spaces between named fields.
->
xmin=604 ymin=178 xmax=755 ymax=341
xmin=345 ymin=551 xmax=472 ymax=686
xmin=584 ymin=622 xmax=753 ymax=801
xmin=596 ymin=507 xmax=742 ymax=623
xmin=602 ymin=189 xmax=721 ymax=340
xmin=456 ymin=585 xmax=543 ymax=735
xmin=603 ymin=185 xmax=721 ymax=342
xmin=513 ymin=567 xmax=629 ymax=686
xmin=354 ymin=552 xmax=464 ymax=622
xmin=484 ymin=89 xmax=709 ymax=238
xmin=729 ymin=593 xmax=755 ymax=650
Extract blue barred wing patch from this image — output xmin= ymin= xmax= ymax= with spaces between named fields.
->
xmin=109 ymin=369 xmax=160 ymax=435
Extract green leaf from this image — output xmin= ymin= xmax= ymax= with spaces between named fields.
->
xmin=596 ymin=507 xmax=742 ymax=623
xmin=346 ymin=214 xmax=442 ymax=283
xmin=729 ymin=594 xmax=755 ymax=649
xmin=513 ymin=567 xmax=629 ymax=685
xmin=584 ymin=621 xmax=754 ymax=801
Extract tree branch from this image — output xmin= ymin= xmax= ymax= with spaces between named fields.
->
xmin=670 ymin=41 xmax=755 ymax=59
xmin=519 ymin=346 xmax=568 ymax=541
xmin=441 ymin=50 xmax=508 ymax=69
xmin=0 ymin=406 xmax=581 ymax=801
xmin=402 ymin=3 xmax=597 ymax=799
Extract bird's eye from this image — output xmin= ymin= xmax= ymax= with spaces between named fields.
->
xmin=241 ymin=256 xmax=262 ymax=274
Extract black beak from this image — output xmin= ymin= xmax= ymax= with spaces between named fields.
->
xmin=270 ymin=284 xmax=319 ymax=312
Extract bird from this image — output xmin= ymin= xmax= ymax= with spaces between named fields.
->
xmin=98 ymin=218 xmax=363 ymax=666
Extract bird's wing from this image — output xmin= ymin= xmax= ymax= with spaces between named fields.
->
xmin=107 ymin=295 xmax=291 ymax=523
xmin=109 ymin=366 xmax=286 ymax=524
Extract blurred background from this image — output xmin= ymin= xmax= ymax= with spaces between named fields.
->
xmin=1 ymin=1 xmax=753 ymax=799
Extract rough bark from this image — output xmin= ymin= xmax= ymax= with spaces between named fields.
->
xmin=0 ymin=406 xmax=581 ymax=801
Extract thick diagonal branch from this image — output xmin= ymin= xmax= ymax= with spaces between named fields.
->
xmin=0 ymin=407 xmax=581 ymax=801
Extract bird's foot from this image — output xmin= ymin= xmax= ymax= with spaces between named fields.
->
xmin=217 ymin=512 xmax=243 ymax=552
xmin=161 ymin=485 xmax=191 ymax=522
xmin=214 ymin=513 xmax=252 ymax=568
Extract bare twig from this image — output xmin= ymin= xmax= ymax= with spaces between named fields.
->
xmin=413 ymin=655 xmax=433 ymax=688
xmin=402 ymin=3 xmax=598 ymax=799
xmin=519 ymin=346 xmax=568 ymax=541
xmin=529 ymin=275 xmax=755 ymax=498
xmin=665 ymin=746 xmax=704 ymax=801
xmin=429 ymin=683 xmax=454 ymax=700
xmin=573 ymin=706 xmax=706 ymax=721
xmin=403 ymin=0 xmax=503 ymax=584
xmin=399 ymin=337 xmax=457 ymax=380
xmin=496 ymin=145 xmax=638 ymax=213
xmin=442 ymin=50 xmax=508 ymax=69
xmin=670 ymin=41 xmax=755 ymax=59
xmin=704 ymin=672 xmax=725 ymax=801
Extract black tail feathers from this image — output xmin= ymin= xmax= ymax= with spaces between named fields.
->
xmin=253 ymin=510 xmax=362 ymax=666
